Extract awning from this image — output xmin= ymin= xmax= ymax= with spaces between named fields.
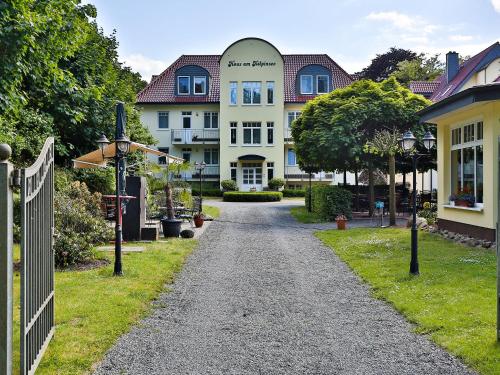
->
xmin=238 ymin=154 xmax=265 ymax=161
xmin=72 ymin=142 xmax=184 ymax=169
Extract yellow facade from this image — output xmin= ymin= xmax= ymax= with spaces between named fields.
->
xmin=433 ymin=100 xmax=500 ymax=230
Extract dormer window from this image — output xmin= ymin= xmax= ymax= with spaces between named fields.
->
xmin=300 ymin=75 xmax=313 ymax=94
xmin=178 ymin=76 xmax=190 ymax=95
xmin=317 ymin=75 xmax=329 ymax=94
xmin=194 ymin=76 xmax=207 ymax=95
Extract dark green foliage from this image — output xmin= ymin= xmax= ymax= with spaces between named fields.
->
xmin=223 ymin=192 xmax=283 ymax=202
xmin=192 ymin=188 xmax=223 ymax=197
xmin=54 ymin=181 xmax=113 ymax=267
xmin=268 ymin=178 xmax=285 ymax=190
xmin=221 ymin=179 xmax=237 ymax=191
xmin=0 ymin=1 xmax=155 ymax=166
xmin=357 ymin=47 xmax=417 ymax=81
xmin=73 ymin=168 xmax=115 ymax=194
xmin=282 ymin=189 xmax=306 ymax=197
xmin=305 ymin=186 xmax=352 ymax=220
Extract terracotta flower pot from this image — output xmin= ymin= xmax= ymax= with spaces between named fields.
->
xmin=455 ymin=199 xmax=472 ymax=207
xmin=193 ymin=216 xmax=204 ymax=228
xmin=336 ymin=219 xmax=347 ymax=230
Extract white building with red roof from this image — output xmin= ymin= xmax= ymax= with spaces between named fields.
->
xmin=137 ymin=37 xmax=353 ymax=191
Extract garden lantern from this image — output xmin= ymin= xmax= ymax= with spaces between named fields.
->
xmin=399 ymin=129 xmax=435 ymax=276
xmin=96 ymin=134 xmax=110 ymax=160
xmin=115 ymin=134 xmax=131 ymax=155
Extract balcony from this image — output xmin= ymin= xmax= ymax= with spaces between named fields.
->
xmin=285 ymin=166 xmax=333 ymax=181
xmin=284 ymin=128 xmax=293 ymax=143
xmin=171 ymin=129 xmax=220 ymax=144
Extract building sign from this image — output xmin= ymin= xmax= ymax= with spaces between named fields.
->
xmin=228 ymin=60 xmax=277 ymax=68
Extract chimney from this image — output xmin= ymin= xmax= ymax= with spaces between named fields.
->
xmin=446 ymin=51 xmax=459 ymax=83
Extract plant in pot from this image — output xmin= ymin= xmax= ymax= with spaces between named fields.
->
xmin=335 ymin=214 xmax=348 ymax=230
xmin=193 ymin=212 xmax=204 ymax=228
xmin=454 ymin=188 xmax=475 ymax=207
xmin=448 ymin=193 xmax=457 ymax=206
xmin=268 ymin=177 xmax=285 ymax=191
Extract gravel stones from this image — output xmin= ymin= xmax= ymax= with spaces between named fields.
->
xmin=94 ymin=201 xmax=474 ymax=375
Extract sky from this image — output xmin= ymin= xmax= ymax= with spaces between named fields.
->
xmin=86 ymin=0 xmax=500 ymax=81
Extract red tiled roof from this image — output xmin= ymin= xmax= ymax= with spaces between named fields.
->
xmin=430 ymin=42 xmax=499 ymax=102
xmin=283 ymin=54 xmax=353 ymax=102
xmin=137 ymin=54 xmax=353 ymax=104
xmin=137 ymin=55 xmax=220 ymax=103
xmin=409 ymin=80 xmax=441 ymax=94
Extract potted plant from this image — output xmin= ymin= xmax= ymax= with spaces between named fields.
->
xmin=193 ymin=212 xmax=204 ymax=228
xmin=454 ymin=189 xmax=475 ymax=207
xmin=448 ymin=193 xmax=456 ymax=206
xmin=335 ymin=214 xmax=348 ymax=230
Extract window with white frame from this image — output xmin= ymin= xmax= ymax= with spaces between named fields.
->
xmin=230 ymin=162 xmax=237 ymax=181
xmin=204 ymin=148 xmax=219 ymax=165
xmin=194 ymin=76 xmax=206 ymax=95
xmin=267 ymin=122 xmax=274 ymax=145
xmin=158 ymin=147 xmax=169 ymax=164
xmin=230 ymin=122 xmax=237 ymax=145
xmin=182 ymin=111 xmax=191 ymax=128
xmin=230 ymin=82 xmax=238 ymax=105
xmin=242 ymin=122 xmax=261 ymax=144
xmin=158 ymin=112 xmax=169 ymax=129
xmin=287 ymin=149 xmax=297 ymax=165
xmin=178 ymin=76 xmax=190 ymax=95
xmin=317 ymin=75 xmax=329 ymax=94
xmin=267 ymin=81 xmax=274 ymax=104
xmin=300 ymin=75 xmax=313 ymax=94
xmin=287 ymin=111 xmax=301 ymax=128
xmin=450 ymin=121 xmax=483 ymax=205
xmin=267 ymin=162 xmax=274 ymax=180
xmin=204 ymin=112 xmax=218 ymax=128
xmin=242 ymin=82 xmax=261 ymax=104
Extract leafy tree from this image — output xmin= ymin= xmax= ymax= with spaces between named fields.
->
xmin=0 ymin=0 xmax=155 ymax=166
xmin=357 ymin=47 xmax=417 ymax=81
xmin=391 ymin=54 xmax=444 ymax=86
xmin=292 ymin=77 xmax=431 ymax=216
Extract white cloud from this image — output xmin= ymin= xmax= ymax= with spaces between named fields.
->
xmin=365 ymin=11 xmax=438 ymax=34
xmin=492 ymin=0 xmax=500 ymax=13
xmin=121 ymin=54 xmax=167 ymax=81
xmin=449 ymin=34 xmax=474 ymax=42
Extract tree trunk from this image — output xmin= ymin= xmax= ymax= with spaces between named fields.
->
xmin=368 ymin=158 xmax=375 ymax=216
xmin=389 ymin=154 xmax=396 ymax=226
xmin=402 ymin=172 xmax=406 ymax=187
xmin=343 ymin=169 xmax=347 ymax=186
xmin=355 ymin=168 xmax=360 ymax=212
xmin=165 ymin=183 xmax=175 ymax=220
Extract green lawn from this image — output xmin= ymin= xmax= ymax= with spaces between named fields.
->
xmin=290 ymin=206 xmax=325 ymax=223
xmin=317 ymin=228 xmax=499 ymax=374
xmin=203 ymin=204 xmax=220 ymax=219
xmin=12 ymin=239 xmax=197 ymax=374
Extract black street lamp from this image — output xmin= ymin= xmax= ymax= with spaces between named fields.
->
xmin=399 ymin=130 xmax=435 ymax=275
xmin=96 ymin=105 xmax=131 ymax=276
xmin=194 ymin=162 xmax=206 ymax=213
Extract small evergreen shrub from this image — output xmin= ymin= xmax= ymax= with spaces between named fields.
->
xmin=74 ymin=168 xmax=115 ymax=194
xmin=305 ymin=185 xmax=352 ymax=220
xmin=192 ymin=188 xmax=223 ymax=197
xmin=221 ymin=179 xmax=237 ymax=191
xmin=223 ymin=192 xmax=283 ymax=202
xmin=54 ymin=181 xmax=113 ymax=267
xmin=268 ymin=178 xmax=285 ymax=190
xmin=282 ymin=189 xmax=306 ymax=197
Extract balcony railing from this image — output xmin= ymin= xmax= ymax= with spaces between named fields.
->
xmin=284 ymin=128 xmax=293 ymax=143
xmin=176 ymin=165 xmax=220 ymax=180
xmin=285 ymin=166 xmax=333 ymax=181
xmin=171 ymin=129 xmax=220 ymax=144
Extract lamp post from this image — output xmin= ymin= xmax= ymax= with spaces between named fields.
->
xmin=194 ymin=162 xmax=206 ymax=213
xmin=97 ymin=132 xmax=131 ymax=276
xmin=399 ymin=130 xmax=435 ymax=275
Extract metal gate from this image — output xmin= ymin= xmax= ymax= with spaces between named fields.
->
xmin=20 ymin=137 xmax=55 ymax=374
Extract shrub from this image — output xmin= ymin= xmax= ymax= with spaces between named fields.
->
xmin=223 ymin=192 xmax=282 ymax=202
xmin=192 ymin=188 xmax=223 ymax=197
xmin=221 ymin=179 xmax=237 ymax=191
xmin=268 ymin=178 xmax=285 ymax=190
xmin=73 ymin=168 xmax=114 ymax=194
xmin=54 ymin=181 xmax=113 ymax=267
xmin=55 ymin=168 xmax=74 ymax=192
xmin=418 ymin=206 xmax=437 ymax=225
xmin=306 ymin=185 xmax=352 ymax=220
xmin=282 ymin=189 xmax=306 ymax=197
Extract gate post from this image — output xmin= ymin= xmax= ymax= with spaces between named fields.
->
xmin=0 ymin=144 xmax=14 ymax=375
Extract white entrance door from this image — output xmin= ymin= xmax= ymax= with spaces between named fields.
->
xmin=242 ymin=164 xmax=263 ymax=191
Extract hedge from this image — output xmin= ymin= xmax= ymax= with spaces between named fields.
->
xmin=192 ymin=188 xmax=223 ymax=197
xmin=282 ymin=189 xmax=306 ymax=197
xmin=223 ymin=192 xmax=283 ymax=202
xmin=305 ymin=185 xmax=352 ymax=220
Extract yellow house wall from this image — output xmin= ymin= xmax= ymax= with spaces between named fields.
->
xmin=436 ymin=101 xmax=500 ymax=229
xmin=460 ymin=58 xmax=500 ymax=90
xmin=219 ymin=39 xmax=285 ymax=188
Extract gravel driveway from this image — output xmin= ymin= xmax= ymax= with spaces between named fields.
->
xmin=94 ymin=200 xmax=474 ymax=375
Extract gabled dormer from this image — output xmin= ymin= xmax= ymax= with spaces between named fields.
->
xmin=175 ymin=65 xmax=210 ymax=96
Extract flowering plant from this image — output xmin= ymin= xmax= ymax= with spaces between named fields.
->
xmin=335 ymin=214 xmax=348 ymax=221
xmin=451 ymin=188 xmax=475 ymax=206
